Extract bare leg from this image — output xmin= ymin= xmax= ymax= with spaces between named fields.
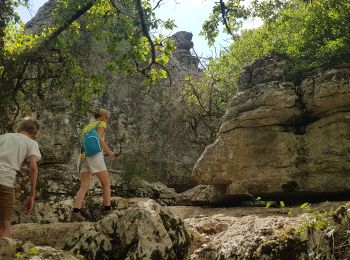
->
xmin=96 ymin=171 xmax=111 ymax=206
xmin=73 ymin=172 xmax=91 ymax=209
xmin=0 ymin=220 xmax=10 ymax=239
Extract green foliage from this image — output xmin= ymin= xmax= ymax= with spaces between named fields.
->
xmin=183 ymin=75 xmax=228 ymax=111
xmin=201 ymin=0 xmax=250 ymax=46
xmin=26 ymin=247 xmax=40 ymax=255
xmin=294 ymin=204 xmax=350 ymax=259
xmin=265 ymin=201 xmax=274 ymax=208
xmin=300 ymin=202 xmax=311 ymax=211
xmin=3 ymin=22 xmax=41 ymax=56
xmin=0 ymin=0 xmax=29 ymax=26
xmin=0 ymin=0 xmax=176 ymax=130
xmin=205 ymin=0 xmax=350 ymax=101
xmin=265 ymin=200 xmax=286 ymax=208
xmin=280 ymin=201 xmax=285 ymax=208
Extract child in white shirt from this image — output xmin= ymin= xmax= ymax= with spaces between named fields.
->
xmin=0 ymin=117 xmax=41 ymax=239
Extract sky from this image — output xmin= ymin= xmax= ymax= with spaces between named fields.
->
xmin=17 ymin=0 xmax=263 ymax=59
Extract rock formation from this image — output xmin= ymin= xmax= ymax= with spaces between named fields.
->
xmin=21 ymin=1 xmax=220 ymax=193
xmin=7 ymin=198 xmax=350 ymax=259
xmin=193 ymin=53 xmax=350 ymax=201
xmin=12 ymin=199 xmax=190 ymax=260
xmin=185 ymin=203 xmax=350 ymax=259
xmin=4 ymin=2 xmax=350 ymax=259
xmin=171 ymin=31 xmax=199 ymax=68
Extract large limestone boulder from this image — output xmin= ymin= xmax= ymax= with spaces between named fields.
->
xmin=12 ymin=200 xmax=190 ymax=260
xmin=193 ymin=54 xmax=350 ymax=200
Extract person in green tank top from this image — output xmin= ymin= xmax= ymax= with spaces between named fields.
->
xmin=71 ymin=109 xmax=115 ymax=222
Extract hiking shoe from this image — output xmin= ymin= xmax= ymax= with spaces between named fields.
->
xmin=70 ymin=212 xmax=86 ymax=222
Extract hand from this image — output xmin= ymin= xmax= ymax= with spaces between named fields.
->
xmin=23 ymin=196 xmax=35 ymax=213
xmin=106 ymin=150 xmax=115 ymax=158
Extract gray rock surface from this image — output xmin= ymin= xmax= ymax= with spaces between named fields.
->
xmin=12 ymin=200 xmax=190 ymax=260
xmin=177 ymin=185 xmax=226 ymax=206
xmin=187 ymin=214 xmax=300 ymax=259
xmin=170 ymin=31 xmax=199 ymax=68
xmin=10 ymin=200 xmax=350 ymax=260
xmin=185 ymin=203 xmax=350 ymax=259
xmin=193 ymin=54 xmax=350 ymax=199
xmin=237 ymin=53 xmax=291 ymax=91
xmin=16 ymin=164 xmax=178 ymax=206
xmin=25 ymin=0 xmax=57 ymax=35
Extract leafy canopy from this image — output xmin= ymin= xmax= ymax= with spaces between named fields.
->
xmin=202 ymin=0 xmax=350 ymax=101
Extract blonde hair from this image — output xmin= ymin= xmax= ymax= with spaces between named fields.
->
xmin=94 ymin=109 xmax=109 ymax=119
xmin=18 ymin=117 xmax=40 ymax=136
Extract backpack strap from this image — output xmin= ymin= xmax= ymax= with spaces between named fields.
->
xmin=94 ymin=121 xmax=101 ymax=130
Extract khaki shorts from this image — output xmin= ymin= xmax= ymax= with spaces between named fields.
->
xmin=0 ymin=184 xmax=15 ymax=221
xmin=80 ymin=152 xmax=107 ymax=174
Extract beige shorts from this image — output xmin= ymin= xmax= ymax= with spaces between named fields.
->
xmin=80 ymin=152 xmax=107 ymax=174
xmin=0 ymin=184 xmax=15 ymax=221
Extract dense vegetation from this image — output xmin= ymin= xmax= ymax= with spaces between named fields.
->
xmin=201 ymin=0 xmax=350 ymax=100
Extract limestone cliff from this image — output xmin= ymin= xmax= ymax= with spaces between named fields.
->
xmin=21 ymin=1 xmax=221 ymax=194
xmin=193 ymin=53 xmax=350 ymax=200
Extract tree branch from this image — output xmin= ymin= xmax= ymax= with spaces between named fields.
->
xmin=152 ymin=0 xmax=164 ymax=10
xmin=135 ymin=0 xmax=172 ymax=85
xmin=219 ymin=0 xmax=233 ymax=36
xmin=41 ymin=1 xmax=96 ymax=47
xmin=135 ymin=0 xmax=156 ymax=64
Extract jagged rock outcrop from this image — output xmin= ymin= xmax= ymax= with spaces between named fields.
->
xmin=20 ymin=1 xmax=220 ymax=193
xmin=193 ymin=53 xmax=350 ymax=200
xmin=171 ymin=31 xmax=199 ymax=68
xmin=12 ymin=200 xmax=190 ymax=260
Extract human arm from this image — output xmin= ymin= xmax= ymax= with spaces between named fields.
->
xmin=97 ymin=127 xmax=115 ymax=158
xmin=23 ymin=155 xmax=38 ymax=213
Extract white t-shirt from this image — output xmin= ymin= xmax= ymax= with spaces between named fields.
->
xmin=0 ymin=133 xmax=42 ymax=188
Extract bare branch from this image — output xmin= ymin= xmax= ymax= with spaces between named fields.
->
xmin=152 ymin=0 xmax=164 ymax=10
